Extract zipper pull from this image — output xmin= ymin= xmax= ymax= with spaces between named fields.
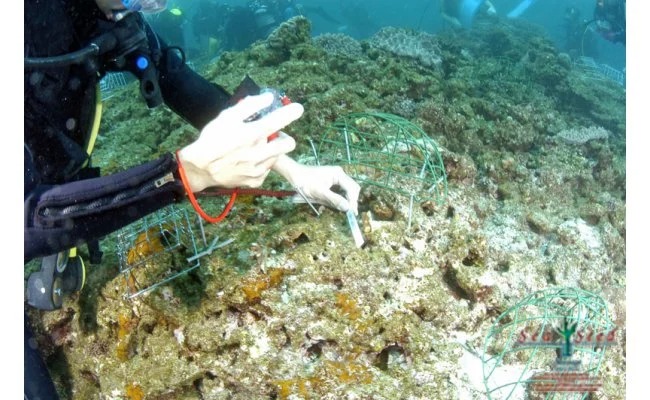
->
xmin=154 ymin=172 xmax=175 ymax=188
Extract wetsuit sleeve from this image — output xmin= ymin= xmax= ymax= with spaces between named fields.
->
xmin=158 ymin=57 xmax=232 ymax=130
xmin=24 ymin=153 xmax=185 ymax=262
xmin=151 ymin=27 xmax=232 ymax=131
xmin=152 ymin=32 xmax=261 ymax=130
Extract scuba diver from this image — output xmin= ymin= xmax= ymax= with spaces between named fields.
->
xmin=441 ymin=0 xmax=497 ymax=29
xmin=248 ymin=0 xmax=282 ymax=40
xmin=246 ymin=0 xmax=344 ymax=39
xmin=219 ymin=1 xmax=280 ymax=52
xmin=563 ymin=5 xmax=599 ymax=59
xmin=220 ymin=0 xmax=303 ymax=52
xmin=218 ymin=0 xmax=341 ymax=51
xmin=592 ymin=0 xmax=625 ymax=45
xmin=146 ymin=6 xmax=188 ymax=51
xmin=24 ymin=0 xmax=360 ymax=398
xmin=220 ymin=4 xmax=262 ymax=51
xmin=192 ymin=0 xmax=234 ymax=58
xmin=278 ymin=0 xmax=302 ymax=20
xmin=246 ymin=0 xmax=305 ymax=42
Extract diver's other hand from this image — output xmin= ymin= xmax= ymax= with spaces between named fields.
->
xmin=273 ymin=157 xmax=361 ymax=214
xmin=178 ymin=92 xmax=303 ymax=192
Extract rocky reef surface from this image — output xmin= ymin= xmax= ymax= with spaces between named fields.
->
xmin=25 ymin=16 xmax=625 ymax=400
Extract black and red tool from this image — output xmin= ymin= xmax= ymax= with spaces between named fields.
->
xmin=244 ymin=88 xmax=292 ymax=142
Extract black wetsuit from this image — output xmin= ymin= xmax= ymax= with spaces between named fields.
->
xmin=23 ymin=0 xmax=244 ymax=262
xmin=193 ymin=1 xmax=231 ymax=41
xmin=24 ymin=1 xmax=256 ymax=398
xmin=593 ymin=0 xmax=625 ymax=45
xmin=148 ymin=8 xmax=187 ymax=48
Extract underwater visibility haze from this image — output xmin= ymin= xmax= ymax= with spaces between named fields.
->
xmin=25 ymin=0 xmax=626 ymax=398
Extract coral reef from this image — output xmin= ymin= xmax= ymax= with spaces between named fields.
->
xmin=368 ymin=27 xmax=443 ymax=69
xmin=26 ymin=15 xmax=625 ymax=400
xmin=556 ymin=125 xmax=610 ymax=145
xmin=312 ymin=33 xmax=363 ymax=59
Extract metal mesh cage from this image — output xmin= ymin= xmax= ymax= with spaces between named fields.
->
xmin=99 ymin=72 xmax=131 ymax=99
xmin=574 ymin=56 xmax=625 ymax=87
xmin=312 ymin=112 xmax=448 ymax=205
xmin=116 ymin=205 xmax=202 ymax=299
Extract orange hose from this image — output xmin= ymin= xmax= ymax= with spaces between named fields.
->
xmin=176 ymin=150 xmax=237 ymax=224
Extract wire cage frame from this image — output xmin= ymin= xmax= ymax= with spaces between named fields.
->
xmin=312 ymin=112 xmax=448 ymax=206
xmin=99 ymin=61 xmax=198 ymax=101
xmin=99 ymin=72 xmax=131 ymax=100
xmin=574 ymin=56 xmax=625 ymax=87
xmin=481 ymin=287 xmax=617 ymax=400
xmin=116 ymin=204 xmax=203 ymax=299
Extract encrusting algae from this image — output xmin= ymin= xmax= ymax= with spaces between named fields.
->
xmin=124 ymin=382 xmax=145 ymax=400
xmin=241 ymin=268 xmax=288 ymax=303
xmin=125 ymin=223 xmax=174 ymax=266
xmin=115 ymin=312 xmax=138 ymax=362
xmin=25 ymin=14 xmax=625 ymax=400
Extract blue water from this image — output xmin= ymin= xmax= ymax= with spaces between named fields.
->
xmin=162 ymin=0 xmax=625 ymax=70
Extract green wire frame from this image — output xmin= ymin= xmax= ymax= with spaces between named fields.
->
xmin=314 ymin=112 xmax=448 ymax=204
xmin=481 ymin=287 xmax=616 ymax=400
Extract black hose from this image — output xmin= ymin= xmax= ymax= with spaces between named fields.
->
xmin=24 ymin=44 xmax=99 ymax=69
xmin=24 ymin=28 xmax=120 ymax=70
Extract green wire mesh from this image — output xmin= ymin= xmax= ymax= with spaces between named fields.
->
xmin=313 ymin=112 xmax=448 ymax=204
xmin=116 ymin=205 xmax=201 ymax=299
xmin=481 ymin=287 xmax=616 ymax=400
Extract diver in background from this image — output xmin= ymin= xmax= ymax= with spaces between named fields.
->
xmin=246 ymin=0 xmax=305 ymax=39
xmin=279 ymin=0 xmax=302 ymax=20
xmin=441 ymin=0 xmax=497 ymax=29
xmin=192 ymin=0 xmax=234 ymax=59
xmin=220 ymin=4 xmax=260 ymax=51
xmin=221 ymin=0 xmax=303 ymax=51
xmin=147 ymin=6 xmax=187 ymax=49
xmin=217 ymin=0 xmax=343 ymax=51
xmin=563 ymin=5 xmax=598 ymax=59
xmin=593 ymin=0 xmax=625 ymax=45
xmin=247 ymin=0 xmax=279 ymax=40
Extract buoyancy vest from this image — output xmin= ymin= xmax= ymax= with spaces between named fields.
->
xmin=24 ymin=0 xmax=106 ymax=184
